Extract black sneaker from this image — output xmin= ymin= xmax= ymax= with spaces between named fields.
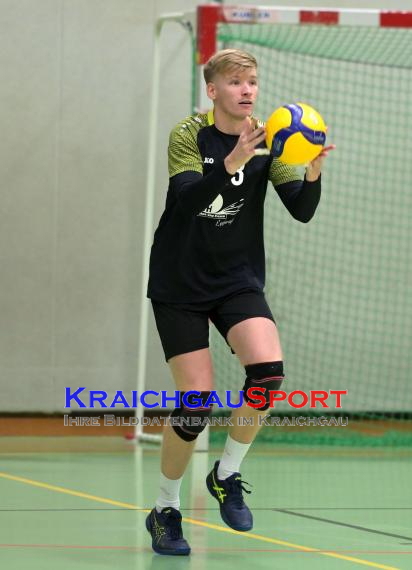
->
xmin=146 ymin=507 xmax=191 ymax=556
xmin=206 ymin=460 xmax=253 ymax=532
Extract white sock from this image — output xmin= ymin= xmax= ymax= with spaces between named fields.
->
xmin=217 ymin=435 xmax=251 ymax=480
xmin=155 ymin=472 xmax=183 ymax=512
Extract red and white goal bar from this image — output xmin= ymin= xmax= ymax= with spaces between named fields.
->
xmin=197 ymin=4 xmax=412 ymax=64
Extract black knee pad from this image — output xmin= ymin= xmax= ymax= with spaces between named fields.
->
xmin=170 ymin=391 xmax=213 ymax=442
xmin=243 ymin=361 xmax=284 ymax=411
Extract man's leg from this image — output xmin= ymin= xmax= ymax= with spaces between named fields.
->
xmin=228 ymin=316 xmax=283 ymax=444
xmin=160 ymin=348 xmax=214 ymax=482
xmin=206 ymin=317 xmax=283 ymax=531
xmin=147 ymin=348 xmax=214 ymax=556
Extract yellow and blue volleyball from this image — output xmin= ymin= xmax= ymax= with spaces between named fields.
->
xmin=266 ymin=103 xmax=326 ymax=165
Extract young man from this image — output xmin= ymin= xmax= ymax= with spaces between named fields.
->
xmin=146 ymin=49 xmax=334 ymax=555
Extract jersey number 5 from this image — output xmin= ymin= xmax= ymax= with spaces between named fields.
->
xmin=231 ymin=165 xmax=245 ymax=187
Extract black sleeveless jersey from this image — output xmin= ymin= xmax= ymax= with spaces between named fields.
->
xmin=147 ymin=111 xmax=320 ymax=303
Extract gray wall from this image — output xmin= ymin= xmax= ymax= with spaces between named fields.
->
xmin=1 ymin=0 xmax=411 ymax=412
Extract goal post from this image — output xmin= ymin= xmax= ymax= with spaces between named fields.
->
xmin=135 ymin=11 xmax=195 ymax=445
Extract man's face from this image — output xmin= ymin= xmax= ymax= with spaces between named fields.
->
xmin=207 ymin=67 xmax=258 ymax=121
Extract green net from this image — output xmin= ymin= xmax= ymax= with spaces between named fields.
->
xmin=210 ymin=22 xmax=412 ymax=446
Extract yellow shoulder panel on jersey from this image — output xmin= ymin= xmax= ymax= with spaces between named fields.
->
xmin=168 ymin=113 xmax=209 ymax=178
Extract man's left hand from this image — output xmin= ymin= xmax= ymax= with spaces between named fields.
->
xmin=305 ymin=144 xmax=336 ymax=181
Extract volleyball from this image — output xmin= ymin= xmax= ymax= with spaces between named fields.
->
xmin=266 ymin=103 xmax=327 ymax=165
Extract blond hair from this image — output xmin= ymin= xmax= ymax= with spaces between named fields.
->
xmin=203 ymin=49 xmax=257 ymax=83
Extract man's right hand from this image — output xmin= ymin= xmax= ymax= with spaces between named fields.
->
xmin=224 ymin=117 xmax=267 ymax=175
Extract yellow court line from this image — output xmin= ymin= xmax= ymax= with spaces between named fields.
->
xmin=0 ymin=471 xmax=399 ymax=570
xmin=182 ymin=517 xmax=400 ymax=570
xmin=0 ymin=472 xmax=141 ymax=511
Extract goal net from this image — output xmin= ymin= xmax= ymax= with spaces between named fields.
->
xmin=196 ymin=5 xmax=412 ymax=446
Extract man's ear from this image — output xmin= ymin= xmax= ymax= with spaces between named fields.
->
xmin=206 ymin=82 xmax=216 ymax=101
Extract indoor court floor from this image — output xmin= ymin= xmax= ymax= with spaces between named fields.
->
xmin=0 ymin=441 xmax=411 ymax=569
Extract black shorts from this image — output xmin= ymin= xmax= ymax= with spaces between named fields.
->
xmin=151 ymin=289 xmax=275 ymax=361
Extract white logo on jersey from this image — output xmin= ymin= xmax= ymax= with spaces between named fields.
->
xmin=198 ymin=194 xmax=244 ymax=226
xmin=204 ymin=157 xmax=214 ymax=164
